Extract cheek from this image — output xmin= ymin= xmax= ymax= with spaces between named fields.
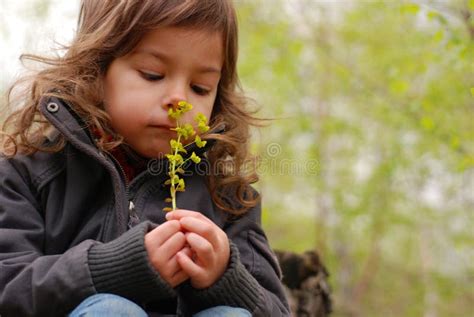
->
xmin=207 ymin=95 xmax=219 ymax=122
xmin=103 ymin=79 xmax=147 ymax=127
xmin=104 ymin=79 xmax=135 ymax=110
xmin=106 ymin=104 xmax=135 ymax=125
xmin=103 ymin=96 xmax=143 ymax=137
xmin=204 ymin=92 xmax=218 ymax=118
xmin=203 ymin=101 xmax=215 ymax=120
xmin=103 ymin=61 xmax=143 ymax=112
xmin=199 ymin=102 xmax=215 ymax=125
xmin=103 ymin=91 xmax=130 ymax=124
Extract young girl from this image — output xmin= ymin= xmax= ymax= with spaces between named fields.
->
xmin=0 ymin=0 xmax=290 ymax=316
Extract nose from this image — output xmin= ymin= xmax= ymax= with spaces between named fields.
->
xmin=162 ymin=81 xmax=187 ymax=110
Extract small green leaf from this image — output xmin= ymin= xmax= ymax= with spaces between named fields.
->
xmin=165 ymin=198 xmax=173 ymax=203
xmin=470 ymin=87 xmax=474 ymax=97
xmin=163 ymin=207 xmax=173 ymax=212
xmin=172 ymin=174 xmax=180 ymax=183
xmin=184 ymin=124 xmax=196 ymax=139
xmin=170 ymin=139 xmax=177 ymax=149
xmin=166 ymin=154 xmax=184 ymax=165
xmin=194 ymin=113 xmax=210 ymax=133
xmin=195 ymin=135 xmax=207 ymax=148
xmin=194 ymin=113 xmax=207 ymax=123
xmin=198 ymin=121 xmax=210 ymax=133
xmin=178 ymin=101 xmax=193 ymax=112
xmin=165 ymin=153 xmax=175 ymax=162
xmin=170 ymin=139 xmax=187 ymax=153
xmin=190 ymin=152 xmax=201 ymax=164
xmin=176 ymin=178 xmax=185 ymax=191
xmin=168 ymin=108 xmax=181 ymax=120
xmin=174 ymin=125 xmax=195 ymax=139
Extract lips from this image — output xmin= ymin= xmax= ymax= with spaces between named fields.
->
xmin=150 ymin=123 xmax=173 ymax=129
xmin=154 ymin=125 xmax=173 ymax=129
xmin=150 ymin=124 xmax=175 ymax=134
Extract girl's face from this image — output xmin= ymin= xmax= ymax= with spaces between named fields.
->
xmin=102 ymin=26 xmax=223 ymax=158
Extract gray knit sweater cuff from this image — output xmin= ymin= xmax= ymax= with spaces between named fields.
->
xmin=178 ymin=241 xmax=263 ymax=313
xmin=88 ymin=221 xmax=176 ymax=302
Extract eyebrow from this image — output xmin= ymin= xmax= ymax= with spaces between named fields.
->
xmin=134 ymin=48 xmax=222 ymax=74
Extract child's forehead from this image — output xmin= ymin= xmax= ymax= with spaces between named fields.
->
xmin=137 ymin=26 xmax=223 ymax=44
xmin=126 ymin=27 xmax=224 ymax=68
xmin=132 ymin=26 xmax=223 ymax=53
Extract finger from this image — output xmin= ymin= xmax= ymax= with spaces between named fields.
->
xmin=146 ymin=220 xmax=181 ymax=246
xmin=166 ymin=209 xmax=212 ymax=224
xmin=180 ymin=217 xmax=219 ymax=245
xmin=180 ymin=246 xmax=194 ymax=260
xmin=156 ymin=248 xmax=188 ymax=284
xmin=159 ymin=231 xmax=187 ymax=261
xmin=166 ymin=209 xmax=199 ymax=220
xmin=148 ymin=232 xmax=186 ymax=283
xmin=169 ymin=269 xmax=189 ymax=287
xmin=177 ymin=250 xmax=204 ymax=280
xmin=185 ymin=232 xmax=214 ymax=266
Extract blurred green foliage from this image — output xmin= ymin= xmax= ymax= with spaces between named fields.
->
xmin=236 ymin=0 xmax=473 ymax=316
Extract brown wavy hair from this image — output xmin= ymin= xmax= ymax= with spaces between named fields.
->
xmin=1 ymin=0 xmax=262 ymax=214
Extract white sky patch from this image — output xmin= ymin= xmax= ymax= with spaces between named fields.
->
xmin=0 ymin=0 xmax=79 ymax=88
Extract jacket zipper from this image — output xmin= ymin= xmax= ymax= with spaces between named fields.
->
xmin=128 ymin=201 xmax=140 ymax=229
xmin=45 ymin=96 xmax=143 ymax=233
xmin=100 ymin=149 xmax=140 ymax=229
xmin=101 ymin=150 xmax=169 ymax=229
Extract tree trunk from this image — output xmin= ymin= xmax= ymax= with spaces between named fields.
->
xmin=275 ymin=249 xmax=332 ymax=316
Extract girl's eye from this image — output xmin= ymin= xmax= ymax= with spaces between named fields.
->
xmin=140 ymin=71 xmax=163 ymax=81
xmin=192 ymin=85 xmax=210 ymax=96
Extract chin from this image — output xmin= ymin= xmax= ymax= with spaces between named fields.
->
xmin=132 ymin=139 xmax=171 ymax=159
xmin=141 ymin=147 xmax=170 ymax=159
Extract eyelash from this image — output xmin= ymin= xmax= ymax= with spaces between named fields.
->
xmin=191 ymin=85 xmax=210 ymax=96
xmin=139 ymin=71 xmax=210 ymax=96
xmin=140 ymin=71 xmax=163 ymax=81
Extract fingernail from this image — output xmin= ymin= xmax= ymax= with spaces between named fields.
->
xmin=165 ymin=212 xmax=173 ymax=220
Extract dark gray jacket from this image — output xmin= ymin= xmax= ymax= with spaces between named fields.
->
xmin=0 ymin=97 xmax=290 ymax=316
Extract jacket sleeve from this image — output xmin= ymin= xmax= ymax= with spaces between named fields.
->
xmin=0 ymin=158 xmax=97 ymax=316
xmin=177 ymin=201 xmax=291 ymax=316
xmin=0 ymin=158 xmax=174 ymax=316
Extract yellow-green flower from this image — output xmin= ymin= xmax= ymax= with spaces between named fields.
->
xmin=194 ymin=135 xmax=207 ymax=148
xmin=190 ymin=152 xmax=201 ymax=164
xmin=164 ymin=101 xmax=210 ymax=212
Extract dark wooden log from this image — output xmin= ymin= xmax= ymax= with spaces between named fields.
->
xmin=275 ymin=250 xmax=332 ymax=316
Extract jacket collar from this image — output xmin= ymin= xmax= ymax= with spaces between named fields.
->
xmin=40 ymin=96 xmax=94 ymax=148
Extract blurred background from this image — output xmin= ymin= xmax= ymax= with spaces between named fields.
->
xmin=1 ymin=0 xmax=472 ymax=316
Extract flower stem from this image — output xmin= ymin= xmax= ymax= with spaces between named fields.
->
xmin=170 ymin=128 xmax=181 ymax=211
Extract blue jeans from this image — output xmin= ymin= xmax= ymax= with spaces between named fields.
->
xmin=69 ymin=294 xmax=252 ymax=317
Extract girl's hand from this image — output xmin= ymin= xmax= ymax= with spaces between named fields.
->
xmin=144 ymin=220 xmax=191 ymax=287
xmin=166 ymin=209 xmax=230 ymax=289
